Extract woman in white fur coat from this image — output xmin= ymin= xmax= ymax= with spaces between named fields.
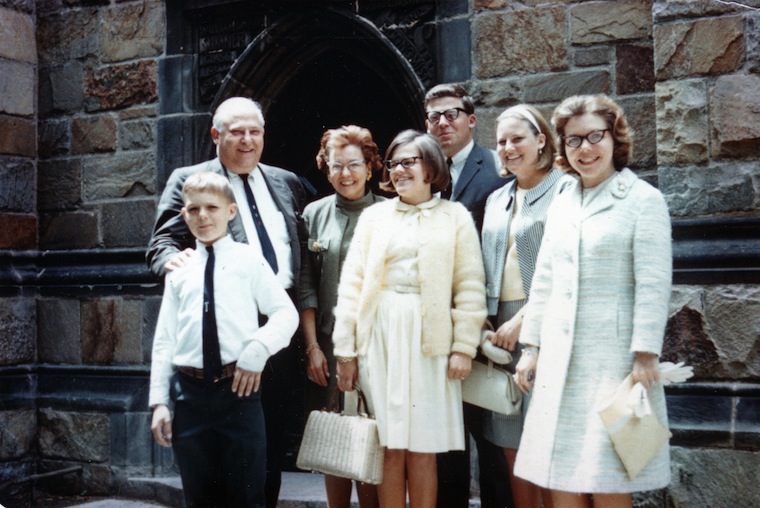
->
xmin=513 ymin=95 xmax=673 ymax=508
xmin=333 ymin=130 xmax=487 ymax=508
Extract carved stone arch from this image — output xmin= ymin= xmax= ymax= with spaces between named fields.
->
xmin=209 ymin=7 xmax=427 ymax=196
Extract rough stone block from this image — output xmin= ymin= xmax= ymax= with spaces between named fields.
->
xmin=39 ymin=211 xmax=99 ymax=250
xmin=653 ymin=0 xmax=749 ymax=22
xmin=655 ymin=16 xmax=743 ymax=80
xmin=101 ymin=198 xmax=156 ymax=248
xmin=704 ymin=285 xmax=760 ymax=378
xmin=617 ymin=94 xmax=656 ymax=169
xmin=439 ymin=17 xmax=471 ymax=83
xmin=37 ymin=298 xmax=82 ymax=364
xmin=524 ymin=71 xmax=610 ymax=103
xmin=710 ymin=74 xmax=760 ymax=159
xmin=616 ymin=43 xmax=655 ymax=94
xmin=119 ymin=104 xmax=157 ymax=120
xmin=38 ymin=159 xmax=82 ymax=211
xmin=570 ymin=0 xmax=652 ymax=44
xmin=142 ymin=296 xmax=162 ymax=364
xmin=39 ymin=118 xmax=71 ymax=158
xmin=84 ymin=60 xmax=158 ymax=112
xmin=0 ymin=213 xmax=36 ymax=250
xmin=82 ymin=152 xmax=156 ymax=202
xmin=0 ymin=409 xmax=36 ymax=459
xmin=748 ymin=14 xmax=760 ymax=74
xmin=573 ymin=46 xmax=612 ymax=67
xmin=470 ymin=78 xmax=522 ymax=109
xmin=0 ymin=60 xmax=34 ymax=116
xmin=1 ymin=0 xmax=34 ymax=14
xmin=664 ymin=299 xmax=722 ymax=379
xmin=100 ymin=0 xmax=164 ymax=63
xmin=0 ymin=7 xmax=36 ymax=63
xmin=660 ymin=163 xmax=758 ymax=217
xmin=39 ymin=62 xmax=85 ymax=117
xmin=120 ymin=118 xmax=156 ymax=151
xmin=38 ymin=409 xmax=109 ymax=462
xmin=37 ymin=8 xmax=98 ymax=63
xmin=0 ymin=297 xmax=35 ymax=365
xmin=656 ymin=80 xmax=708 ymax=165
xmin=81 ymin=298 xmax=143 ymax=364
xmin=72 ymin=114 xmax=117 ymax=154
xmin=474 ymin=5 xmax=567 ymax=78
xmin=669 ymin=447 xmax=760 ymax=506
xmin=0 ymin=114 xmax=35 ymax=157
xmin=0 ymin=159 xmax=35 ymax=212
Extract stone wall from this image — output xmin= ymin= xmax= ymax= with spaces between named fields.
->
xmin=0 ymin=0 xmax=39 ymax=498
xmin=0 ymin=0 xmax=758 ymax=506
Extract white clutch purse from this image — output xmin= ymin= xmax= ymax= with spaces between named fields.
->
xmin=462 ymin=359 xmax=522 ymax=415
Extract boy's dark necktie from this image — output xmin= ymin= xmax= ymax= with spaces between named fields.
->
xmin=203 ymin=245 xmax=223 ymax=383
xmin=241 ymin=175 xmax=279 ymax=273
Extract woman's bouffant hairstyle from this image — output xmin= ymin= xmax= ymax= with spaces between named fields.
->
xmin=379 ymin=130 xmax=450 ymax=194
xmin=182 ymin=171 xmax=235 ymax=204
xmin=496 ymin=104 xmax=556 ymax=177
xmin=551 ymin=94 xmax=633 ymax=172
xmin=315 ymin=125 xmax=383 ymax=174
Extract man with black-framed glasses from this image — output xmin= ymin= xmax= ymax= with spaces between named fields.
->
xmin=425 ymin=84 xmax=513 ymax=508
xmin=425 ymin=84 xmax=507 ymax=232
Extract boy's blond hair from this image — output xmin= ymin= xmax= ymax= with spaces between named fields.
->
xmin=182 ymin=172 xmax=235 ymax=204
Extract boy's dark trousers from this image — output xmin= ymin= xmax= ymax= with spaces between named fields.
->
xmin=171 ymin=372 xmax=267 ymax=508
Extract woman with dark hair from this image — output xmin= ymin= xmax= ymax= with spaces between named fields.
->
xmin=300 ymin=125 xmax=383 ymax=508
xmin=514 ymin=95 xmax=673 ymax=507
xmin=480 ymin=104 xmax=573 ymax=508
xmin=333 ymin=130 xmax=487 ymax=508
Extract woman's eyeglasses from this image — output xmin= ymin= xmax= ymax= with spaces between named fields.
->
xmin=328 ymin=160 xmax=367 ymax=174
xmin=562 ymin=129 xmax=608 ymax=148
xmin=383 ymin=156 xmax=422 ymax=170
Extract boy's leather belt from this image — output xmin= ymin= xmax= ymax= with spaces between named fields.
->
xmin=178 ymin=362 xmax=237 ymax=382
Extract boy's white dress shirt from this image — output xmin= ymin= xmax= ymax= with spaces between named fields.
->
xmin=149 ymin=235 xmax=298 ymax=407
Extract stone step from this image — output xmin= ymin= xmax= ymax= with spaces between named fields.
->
xmin=119 ymin=472 xmax=482 ymax=508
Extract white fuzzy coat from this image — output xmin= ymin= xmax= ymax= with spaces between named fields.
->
xmin=332 ymin=197 xmax=487 ymax=360
xmin=514 ymin=168 xmax=673 ymax=493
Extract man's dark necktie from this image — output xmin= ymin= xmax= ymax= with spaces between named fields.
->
xmin=203 ymin=245 xmax=223 ymax=383
xmin=441 ymin=157 xmax=453 ymax=199
xmin=241 ymin=175 xmax=279 ymax=273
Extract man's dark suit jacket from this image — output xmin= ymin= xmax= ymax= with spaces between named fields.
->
xmin=450 ymin=143 xmax=509 ymax=231
xmin=146 ymin=157 xmax=307 ymax=292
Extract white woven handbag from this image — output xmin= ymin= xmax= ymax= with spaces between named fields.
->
xmin=296 ymin=386 xmax=384 ymax=484
xmin=462 ymin=359 xmax=522 ymax=415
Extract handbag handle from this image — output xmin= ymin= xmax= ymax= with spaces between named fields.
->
xmin=325 ymin=384 xmax=373 ymax=418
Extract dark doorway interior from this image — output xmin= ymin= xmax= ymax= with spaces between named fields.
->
xmin=264 ymin=51 xmax=420 ymax=199
xmin=213 ymin=7 xmax=427 ymax=201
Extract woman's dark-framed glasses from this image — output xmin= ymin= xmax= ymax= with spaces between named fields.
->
xmin=562 ymin=129 xmax=608 ymax=148
xmin=383 ymin=156 xmax=422 ymax=170
xmin=425 ymin=108 xmax=467 ymax=124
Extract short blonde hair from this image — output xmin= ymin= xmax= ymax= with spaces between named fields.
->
xmin=182 ymin=172 xmax=235 ymax=204
xmin=496 ymin=104 xmax=556 ymax=175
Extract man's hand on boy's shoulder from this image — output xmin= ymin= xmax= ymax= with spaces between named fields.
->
xmin=165 ymin=248 xmax=195 ymax=272
xmin=151 ymin=405 xmax=173 ymax=448
xmin=232 ymin=367 xmax=262 ymax=397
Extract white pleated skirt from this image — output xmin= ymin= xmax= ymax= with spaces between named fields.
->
xmin=358 ymin=290 xmax=464 ymax=453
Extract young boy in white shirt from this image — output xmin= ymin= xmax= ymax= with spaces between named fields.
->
xmin=149 ymin=171 xmax=298 ymax=508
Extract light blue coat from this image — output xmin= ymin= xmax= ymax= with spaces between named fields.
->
xmin=514 ymin=168 xmax=673 ymax=492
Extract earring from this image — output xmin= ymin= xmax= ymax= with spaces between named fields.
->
xmin=366 ymin=171 xmax=372 ymax=182
xmin=538 ymin=148 xmax=543 ymax=156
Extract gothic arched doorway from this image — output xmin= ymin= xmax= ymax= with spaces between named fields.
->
xmin=211 ymin=7 xmax=427 ymax=198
